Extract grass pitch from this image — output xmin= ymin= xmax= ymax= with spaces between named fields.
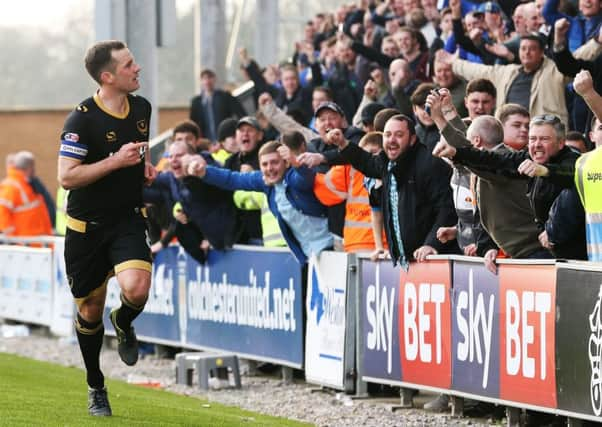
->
xmin=0 ymin=352 xmax=311 ymax=426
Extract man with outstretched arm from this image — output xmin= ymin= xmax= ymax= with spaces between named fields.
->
xmin=323 ymin=114 xmax=458 ymax=268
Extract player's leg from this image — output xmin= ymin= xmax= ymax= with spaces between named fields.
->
xmin=65 ymin=220 xmax=114 ymax=416
xmin=109 ymin=213 xmax=152 ymax=366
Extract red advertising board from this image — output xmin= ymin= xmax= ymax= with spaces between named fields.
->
xmin=499 ymin=264 xmax=556 ymax=408
xmin=398 ymin=260 xmax=452 ymax=388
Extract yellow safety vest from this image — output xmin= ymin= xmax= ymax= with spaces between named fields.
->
xmin=575 ymin=148 xmax=602 ymax=262
xmin=259 ymin=194 xmax=286 ymax=247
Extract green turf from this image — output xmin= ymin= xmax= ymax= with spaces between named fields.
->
xmin=0 ymin=352 xmax=312 ymax=427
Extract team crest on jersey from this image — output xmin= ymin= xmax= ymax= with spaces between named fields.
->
xmin=76 ymin=104 xmax=88 ymax=113
xmin=106 ymin=131 xmax=117 ymax=143
xmin=64 ymin=133 xmax=79 ymax=143
xmin=137 ymin=119 xmax=148 ymax=136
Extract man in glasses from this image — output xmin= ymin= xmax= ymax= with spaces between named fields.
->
xmin=431 ymin=98 xmax=580 ymax=259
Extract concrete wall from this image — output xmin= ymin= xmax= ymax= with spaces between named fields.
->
xmin=0 ymin=107 xmax=188 ymax=202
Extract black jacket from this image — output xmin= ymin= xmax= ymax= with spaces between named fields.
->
xmin=545 ymin=187 xmax=587 ymax=260
xmin=340 ymin=141 xmax=458 ymax=262
xmin=453 ymin=145 xmax=579 ymax=231
xmin=224 ymin=146 xmax=263 ymax=244
xmin=189 ymin=90 xmax=246 ymax=139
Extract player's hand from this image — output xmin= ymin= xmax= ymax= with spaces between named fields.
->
xmin=432 ymin=140 xmax=457 ymax=159
xmin=297 ymin=152 xmax=327 ymax=168
xmin=144 ymin=162 xmax=157 ymax=186
xmin=483 ymin=249 xmax=498 ymax=275
xmin=517 ymin=159 xmax=549 ymax=177
xmin=436 ymin=226 xmax=457 ymax=243
xmin=413 ymin=245 xmax=437 ymax=262
xmin=114 ymin=141 xmax=147 ymax=167
xmin=150 ymin=241 xmax=163 ymax=254
xmin=574 ymin=69 xmax=595 ymax=97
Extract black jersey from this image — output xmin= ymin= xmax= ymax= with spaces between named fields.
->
xmin=59 ymin=93 xmax=152 ymax=222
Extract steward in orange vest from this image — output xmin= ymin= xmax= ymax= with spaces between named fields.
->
xmin=0 ymin=152 xmax=52 ymax=236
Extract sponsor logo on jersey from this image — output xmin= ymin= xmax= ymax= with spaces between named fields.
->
xmin=64 ymin=133 xmax=79 ymax=143
xmin=106 ymin=131 xmax=117 ymax=143
xmin=76 ymin=104 xmax=88 ymax=113
xmin=137 ymin=119 xmax=148 ymax=136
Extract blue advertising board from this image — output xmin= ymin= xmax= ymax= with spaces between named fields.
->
xmin=360 ymin=259 xmax=402 ymax=382
xmin=104 ymin=245 xmax=182 ymax=343
xmin=185 ymin=247 xmax=304 ymax=368
xmin=451 ymin=261 xmax=500 ymax=398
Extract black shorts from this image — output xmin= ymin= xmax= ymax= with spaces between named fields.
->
xmin=64 ymin=212 xmax=152 ymax=300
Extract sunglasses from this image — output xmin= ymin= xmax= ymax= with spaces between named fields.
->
xmin=531 ymin=114 xmax=561 ymax=125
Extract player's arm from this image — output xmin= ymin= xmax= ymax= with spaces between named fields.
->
xmin=58 ymin=141 xmax=148 ymax=190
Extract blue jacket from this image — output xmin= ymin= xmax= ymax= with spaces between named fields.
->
xmin=202 ymin=165 xmax=327 ymax=263
xmin=543 ymin=0 xmax=602 ymax=52
xmin=143 ymin=153 xmax=236 ymax=250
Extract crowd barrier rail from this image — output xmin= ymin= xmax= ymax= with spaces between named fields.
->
xmin=2 ymin=236 xmax=602 ymax=422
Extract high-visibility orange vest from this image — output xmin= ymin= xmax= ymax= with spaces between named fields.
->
xmin=314 ymin=165 xmax=383 ymax=252
xmin=0 ymin=167 xmax=52 ymax=236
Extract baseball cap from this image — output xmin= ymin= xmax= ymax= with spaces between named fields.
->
xmin=237 ymin=116 xmax=261 ymax=131
xmin=478 ymin=1 xmax=501 ymax=14
xmin=361 ymin=102 xmax=386 ymax=126
xmin=315 ymin=101 xmax=345 ymax=117
xmin=217 ymin=118 xmax=237 ymax=141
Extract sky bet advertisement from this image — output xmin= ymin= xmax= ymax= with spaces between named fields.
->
xmin=105 ymin=246 xmax=304 ymax=368
xmin=359 ymin=258 xmax=559 ymax=409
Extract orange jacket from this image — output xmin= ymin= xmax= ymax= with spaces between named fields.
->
xmin=0 ymin=167 xmax=52 ymax=236
xmin=315 ymin=165 xmax=382 ymax=252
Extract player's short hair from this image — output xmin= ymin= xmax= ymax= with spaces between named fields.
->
xmin=85 ymin=40 xmax=127 ymax=84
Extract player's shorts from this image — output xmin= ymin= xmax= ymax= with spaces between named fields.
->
xmin=64 ymin=209 xmax=152 ymax=300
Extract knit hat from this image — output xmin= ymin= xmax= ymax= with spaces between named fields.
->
xmin=217 ymin=118 xmax=238 ymax=141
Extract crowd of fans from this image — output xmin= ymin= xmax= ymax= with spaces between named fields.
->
xmin=139 ymin=0 xmax=602 ymax=272
xmin=0 ymin=1 xmax=600 ymax=267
